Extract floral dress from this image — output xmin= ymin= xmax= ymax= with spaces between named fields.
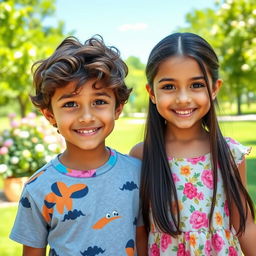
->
xmin=148 ymin=137 xmax=251 ymax=256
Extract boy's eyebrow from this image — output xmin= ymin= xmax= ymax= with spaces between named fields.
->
xmin=158 ymin=76 xmax=205 ymax=83
xmin=57 ymin=91 xmax=112 ymax=101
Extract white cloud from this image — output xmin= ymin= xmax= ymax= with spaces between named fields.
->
xmin=118 ymin=23 xmax=148 ymax=32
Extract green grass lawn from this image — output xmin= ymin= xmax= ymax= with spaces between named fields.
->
xmin=0 ymin=117 xmax=255 ymax=255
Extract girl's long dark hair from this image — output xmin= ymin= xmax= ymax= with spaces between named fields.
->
xmin=141 ymin=32 xmax=255 ymax=236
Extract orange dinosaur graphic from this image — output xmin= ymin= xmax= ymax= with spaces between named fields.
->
xmin=92 ymin=211 xmax=121 ymax=229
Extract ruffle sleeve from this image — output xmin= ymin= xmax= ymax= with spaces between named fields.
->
xmin=225 ymin=137 xmax=251 ymax=166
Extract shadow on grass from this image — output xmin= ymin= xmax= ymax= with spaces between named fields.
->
xmin=247 ymin=158 xmax=256 ymax=204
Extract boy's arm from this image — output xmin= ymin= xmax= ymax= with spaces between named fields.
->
xmin=23 ymin=245 xmax=46 ymax=256
xmin=136 ymin=226 xmax=148 ymax=256
xmin=231 ymin=159 xmax=256 ymax=256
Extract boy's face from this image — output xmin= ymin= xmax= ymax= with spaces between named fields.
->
xmin=42 ymin=79 xmax=123 ymax=154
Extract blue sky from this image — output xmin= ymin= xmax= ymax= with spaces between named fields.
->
xmin=52 ymin=0 xmax=214 ymax=63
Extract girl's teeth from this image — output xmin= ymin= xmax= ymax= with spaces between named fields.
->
xmin=176 ymin=110 xmax=193 ymax=115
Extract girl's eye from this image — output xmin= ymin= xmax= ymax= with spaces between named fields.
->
xmin=191 ymin=83 xmax=205 ymax=89
xmin=63 ymin=101 xmax=78 ymax=108
xmin=93 ymin=99 xmax=107 ymax=106
xmin=162 ymin=84 xmax=175 ymax=90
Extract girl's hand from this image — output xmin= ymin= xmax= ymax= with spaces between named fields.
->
xmin=23 ymin=245 xmax=46 ymax=256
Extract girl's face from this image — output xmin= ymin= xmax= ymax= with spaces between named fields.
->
xmin=147 ymin=56 xmax=222 ymax=132
xmin=42 ymin=79 xmax=123 ymax=156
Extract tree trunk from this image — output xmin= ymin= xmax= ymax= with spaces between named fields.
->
xmin=17 ymin=95 xmax=27 ymax=117
xmin=236 ymin=92 xmax=242 ymax=115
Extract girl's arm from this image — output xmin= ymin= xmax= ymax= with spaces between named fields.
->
xmin=231 ymin=158 xmax=256 ymax=256
xmin=136 ymin=226 xmax=148 ymax=256
xmin=23 ymin=245 xmax=46 ymax=256
xmin=129 ymin=142 xmax=144 ymax=160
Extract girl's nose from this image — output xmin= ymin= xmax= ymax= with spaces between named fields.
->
xmin=175 ymin=90 xmax=192 ymax=104
xmin=78 ymin=106 xmax=95 ymax=123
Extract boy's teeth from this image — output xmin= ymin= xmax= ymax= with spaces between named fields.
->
xmin=77 ymin=128 xmax=97 ymax=134
xmin=176 ymin=110 xmax=193 ymax=115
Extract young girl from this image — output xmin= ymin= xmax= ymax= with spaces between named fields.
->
xmin=130 ymin=32 xmax=256 ymax=255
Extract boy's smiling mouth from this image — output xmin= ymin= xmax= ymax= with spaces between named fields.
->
xmin=74 ymin=128 xmax=100 ymax=135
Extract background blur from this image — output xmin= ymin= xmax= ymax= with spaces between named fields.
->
xmin=0 ymin=0 xmax=256 ymax=255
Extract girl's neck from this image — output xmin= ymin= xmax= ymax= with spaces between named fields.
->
xmin=59 ymin=145 xmax=110 ymax=171
xmin=165 ymin=124 xmax=210 ymax=158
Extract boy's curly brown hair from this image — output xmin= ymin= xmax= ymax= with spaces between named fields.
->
xmin=30 ymin=35 xmax=131 ymax=110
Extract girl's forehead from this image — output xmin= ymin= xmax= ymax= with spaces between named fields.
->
xmin=154 ymin=56 xmax=212 ymax=83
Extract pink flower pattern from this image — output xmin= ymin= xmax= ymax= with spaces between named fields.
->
xmin=160 ymin=234 xmax=172 ymax=252
xmin=189 ymin=211 xmax=208 ymax=229
xmin=183 ymin=182 xmax=198 ymax=199
xmin=187 ymin=155 xmax=206 ymax=164
xmin=148 ymin=137 xmax=247 ymax=255
xmin=201 ymin=169 xmax=214 ymax=189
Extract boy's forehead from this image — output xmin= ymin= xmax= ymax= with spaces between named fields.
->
xmin=53 ymin=79 xmax=114 ymax=99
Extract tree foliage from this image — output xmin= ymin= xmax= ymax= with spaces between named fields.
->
xmin=0 ymin=0 xmax=65 ymax=117
xmin=125 ymin=56 xmax=148 ymax=114
xmin=183 ymin=0 xmax=256 ymax=114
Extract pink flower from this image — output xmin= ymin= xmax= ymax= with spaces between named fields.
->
xmin=204 ymin=240 xmax=212 ymax=256
xmin=0 ymin=146 xmax=8 ymax=155
xmin=212 ymin=233 xmax=224 ymax=252
xmin=160 ymin=234 xmax=172 ymax=252
xmin=172 ymin=173 xmax=180 ymax=183
xmin=183 ymin=182 xmax=198 ymax=199
xmin=187 ymin=156 xmax=206 ymax=164
xmin=227 ymin=137 xmax=239 ymax=145
xmin=185 ymin=232 xmax=190 ymax=241
xmin=177 ymin=243 xmax=190 ymax=256
xmin=149 ymin=243 xmax=160 ymax=256
xmin=3 ymin=139 xmax=13 ymax=147
xmin=224 ymin=200 xmax=230 ymax=216
xmin=201 ymin=170 xmax=214 ymax=189
xmin=196 ymin=192 xmax=204 ymax=200
xmin=189 ymin=210 xmax=208 ymax=229
xmin=228 ymin=246 xmax=238 ymax=256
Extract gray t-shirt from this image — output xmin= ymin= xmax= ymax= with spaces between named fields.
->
xmin=10 ymin=148 xmax=142 ymax=255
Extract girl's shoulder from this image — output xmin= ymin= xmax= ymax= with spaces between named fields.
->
xmin=129 ymin=142 xmax=144 ymax=160
xmin=224 ymin=137 xmax=251 ymax=165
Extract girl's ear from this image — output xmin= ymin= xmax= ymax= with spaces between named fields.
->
xmin=212 ymin=79 xmax=222 ymax=100
xmin=146 ymin=84 xmax=156 ymax=104
xmin=41 ymin=108 xmax=56 ymax=126
xmin=115 ymin=104 xmax=124 ymax=120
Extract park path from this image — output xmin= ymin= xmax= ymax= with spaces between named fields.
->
xmin=1 ymin=114 xmax=255 ymax=208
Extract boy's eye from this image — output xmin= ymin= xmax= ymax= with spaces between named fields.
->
xmin=191 ymin=83 xmax=205 ymax=89
xmin=162 ymin=84 xmax=175 ymax=90
xmin=63 ymin=101 xmax=78 ymax=108
xmin=93 ymin=99 xmax=107 ymax=106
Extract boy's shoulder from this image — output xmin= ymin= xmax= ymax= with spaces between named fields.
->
xmin=25 ymin=156 xmax=56 ymax=186
xmin=114 ymin=149 xmax=141 ymax=167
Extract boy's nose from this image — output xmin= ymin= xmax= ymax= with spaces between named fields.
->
xmin=78 ymin=107 xmax=95 ymax=123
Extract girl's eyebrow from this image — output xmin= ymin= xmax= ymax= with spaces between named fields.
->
xmin=158 ymin=76 xmax=205 ymax=83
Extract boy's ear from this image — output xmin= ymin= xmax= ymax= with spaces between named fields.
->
xmin=212 ymin=79 xmax=222 ymax=100
xmin=41 ymin=108 xmax=56 ymax=126
xmin=146 ymin=84 xmax=156 ymax=104
xmin=115 ymin=104 xmax=124 ymax=120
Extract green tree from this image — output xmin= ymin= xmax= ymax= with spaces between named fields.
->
xmin=125 ymin=56 xmax=147 ymax=114
xmin=183 ymin=0 xmax=256 ymax=114
xmin=0 ymin=0 xmax=65 ymax=117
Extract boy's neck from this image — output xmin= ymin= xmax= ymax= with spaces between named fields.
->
xmin=59 ymin=146 xmax=110 ymax=171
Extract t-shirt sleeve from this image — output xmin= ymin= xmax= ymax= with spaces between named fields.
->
xmin=225 ymin=137 xmax=251 ymax=166
xmin=9 ymin=186 xmax=48 ymax=248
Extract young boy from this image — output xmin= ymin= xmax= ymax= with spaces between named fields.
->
xmin=10 ymin=36 xmax=146 ymax=255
